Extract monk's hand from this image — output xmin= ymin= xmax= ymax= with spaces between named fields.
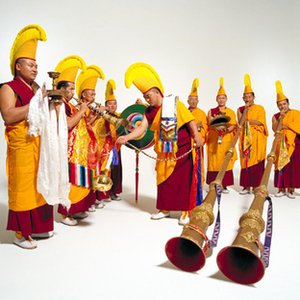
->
xmin=116 ymin=136 xmax=128 ymax=145
xmin=193 ymin=135 xmax=203 ymax=148
xmin=196 ymin=121 xmax=203 ymax=131
xmin=42 ymin=83 xmax=48 ymax=99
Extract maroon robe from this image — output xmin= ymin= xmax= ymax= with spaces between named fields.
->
xmin=145 ymin=105 xmax=194 ymax=211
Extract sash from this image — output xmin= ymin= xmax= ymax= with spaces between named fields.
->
xmin=157 ymin=96 xmax=178 ymax=153
xmin=27 ymin=89 xmax=71 ymax=208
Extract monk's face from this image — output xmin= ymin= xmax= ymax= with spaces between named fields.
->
xmin=143 ymin=89 xmax=162 ymax=107
xmin=82 ymin=89 xmax=96 ymax=104
xmin=62 ymin=82 xmax=75 ymax=101
xmin=106 ymin=100 xmax=117 ymax=113
xmin=243 ymin=93 xmax=255 ymax=106
xmin=187 ymin=96 xmax=199 ymax=110
xmin=15 ymin=58 xmax=38 ymax=84
xmin=277 ymin=99 xmax=289 ymax=113
xmin=216 ymin=94 xmax=227 ymax=107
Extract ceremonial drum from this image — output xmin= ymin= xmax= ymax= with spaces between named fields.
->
xmin=209 ymin=113 xmax=231 ymax=130
xmin=117 ymin=104 xmax=154 ymax=150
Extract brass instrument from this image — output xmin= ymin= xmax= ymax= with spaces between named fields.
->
xmin=93 ymin=172 xmax=113 ymax=192
xmin=73 ymin=98 xmax=130 ymax=131
xmin=216 ymin=115 xmax=284 ymax=285
xmin=47 ymin=71 xmax=66 ymax=102
xmin=165 ymin=105 xmax=249 ymax=272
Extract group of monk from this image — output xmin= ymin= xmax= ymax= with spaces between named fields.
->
xmin=185 ymin=76 xmax=300 ymax=200
xmin=0 ymin=25 xmax=123 ymax=249
xmin=0 ymin=24 xmax=299 ymax=250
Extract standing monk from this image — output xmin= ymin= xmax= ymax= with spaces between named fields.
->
xmin=273 ymin=80 xmax=300 ymax=199
xmin=187 ymin=78 xmax=207 ymax=187
xmin=92 ymin=79 xmax=123 ymax=204
xmin=116 ymin=62 xmax=203 ymax=225
xmin=206 ymin=77 xmax=237 ymax=193
xmin=68 ymin=65 xmax=105 ymax=213
xmin=53 ymin=55 xmax=95 ymax=226
xmin=0 ymin=24 xmax=53 ymax=249
xmin=238 ymin=74 xmax=268 ymax=194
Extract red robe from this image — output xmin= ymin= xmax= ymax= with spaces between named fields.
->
xmin=145 ymin=105 xmax=194 ymax=211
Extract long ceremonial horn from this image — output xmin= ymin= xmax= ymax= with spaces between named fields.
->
xmin=216 ymin=113 xmax=284 ymax=284
xmin=72 ymin=98 xmax=129 ymax=130
xmin=165 ymin=105 xmax=249 ymax=272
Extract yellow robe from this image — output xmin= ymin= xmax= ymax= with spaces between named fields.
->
xmin=67 ymin=105 xmax=93 ymax=205
xmin=151 ymin=100 xmax=194 ymax=185
xmin=191 ymin=107 xmax=207 ymax=143
xmin=275 ymin=109 xmax=300 ymax=170
xmin=207 ymin=107 xmax=237 ymax=171
xmin=6 ymin=121 xmax=47 ymax=211
xmin=92 ymin=113 xmax=119 ymax=170
xmin=239 ymin=104 xmax=268 ymax=169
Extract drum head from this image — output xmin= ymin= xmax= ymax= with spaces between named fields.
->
xmin=117 ymin=104 xmax=154 ymax=150
xmin=209 ymin=114 xmax=231 ymax=128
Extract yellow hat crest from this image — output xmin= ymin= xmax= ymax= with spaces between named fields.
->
xmin=55 ymin=55 xmax=86 ymax=84
xmin=189 ymin=78 xmax=199 ymax=97
xmin=125 ymin=62 xmax=164 ymax=95
xmin=276 ymin=80 xmax=288 ymax=102
xmin=105 ymin=79 xmax=116 ymax=101
xmin=76 ymin=65 xmax=105 ymax=99
xmin=243 ymin=73 xmax=254 ymax=94
xmin=10 ymin=24 xmax=47 ymax=75
xmin=217 ymin=77 xmax=227 ymax=96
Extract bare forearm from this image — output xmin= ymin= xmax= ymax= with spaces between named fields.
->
xmin=1 ymin=105 xmax=29 ymax=124
xmin=188 ymin=120 xmax=204 ymax=147
xmin=67 ymin=111 xmax=85 ymax=130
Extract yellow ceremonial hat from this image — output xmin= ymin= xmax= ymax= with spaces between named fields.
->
xmin=243 ymin=73 xmax=254 ymax=94
xmin=275 ymin=80 xmax=288 ymax=102
xmin=76 ymin=65 xmax=105 ymax=98
xmin=10 ymin=24 xmax=47 ymax=75
xmin=55 ymin=55 xmax=86 ymax=84
xmin=217 ymin=77 xmax=227 ymax=96
xmin=105 ymin=79 xmax=116 ymax=101
xmin=125 ymin=62 xmax=164 ymax=95
xmin=189 ymin=78 xmax=199 ymax=97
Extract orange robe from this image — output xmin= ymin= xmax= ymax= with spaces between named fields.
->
xmin=238 ymin=104 xmax=268 ymax=187
xmin=207 ymin=107 xmax=237 ymax=172
xmin=274 ymin=109 xmax=300 ymax=170
xmin=274 ymin=109 xmax=300 ymax=188
xmin=4 ymin=78 xmax=53 ymax=237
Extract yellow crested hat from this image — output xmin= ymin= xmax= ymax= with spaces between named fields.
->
xmin=217 ymin=77 xmax=227 ymax=96
xmin=105 ymin=79 xmax=116 ymax=101
xmin=243 ymin=73 xmax=254 ymax=94
xmin=275 ymin=80 xmax=288 ymax=102
xmin=10 ymin=24 xmax=47 ymax=75
xmin=76 ymin=65 xmax=105 ymax=98
xmin=125 ymin=62 xmax=164 ymax=95
xmin=55 ymin=55 xmax=86 ymax=84
xmin=189 ymin=78 xmax=199 ymax=97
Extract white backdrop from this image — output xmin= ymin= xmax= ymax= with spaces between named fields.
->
xmin=0 ymin=1 xmax=300 ymax=299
